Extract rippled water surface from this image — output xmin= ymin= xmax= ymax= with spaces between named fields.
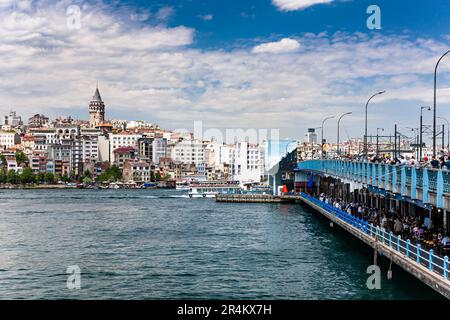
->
xmin=0 ymin=189 xmax=443 ymax=299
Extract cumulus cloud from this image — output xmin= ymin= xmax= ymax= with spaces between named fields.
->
xmin=272 ymin=0 xmax=334 ymax=11
xmin=252 ymin=38 xmax=301 ymax=54
xmin=0 ymin=0 xmax=450 ymax=141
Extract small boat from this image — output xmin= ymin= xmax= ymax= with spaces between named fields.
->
xmin=176 ymin=181 xmax=191 ymax=191
xmin=188 ymin=181 xmax=242 ymax=198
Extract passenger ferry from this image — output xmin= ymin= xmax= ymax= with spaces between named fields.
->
xmin=188 ymin=181 xmax=242 ymax=198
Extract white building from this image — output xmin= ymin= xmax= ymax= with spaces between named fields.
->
xmin=0 ymin=131 xmax=20 ymax=149
xmin=171 ymin=139 xmax=205 ymax=166
xmin=110 ymin=132 xmax=142 ymax=163
xmin=231 ymin=142 xmax=264 ymax=186
xmin=2 ymin=111 xmax=22 ymax=127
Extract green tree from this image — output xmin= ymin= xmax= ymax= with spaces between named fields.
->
xmin=0 ymin=154 xmax=6 ymax=166
xmin=96 ymin=172 xmax=110 ymax=183
xmin=155 ymin=171 xmax=162 ymax=181
xmin=7 ymin=170 xmax=18 ymax=184
xmin=83 ymin=176 xmax=93 ymax=184
xmin=15 ymin=151 xmax=29 ymax=164
xmin=61 ymin=174 xmax=71 ymax=183
xmin=0 ymin=170 xmax=6 ymax=183
xmin=150 ymin=171 xmax=155 ymax=182
xmin=44 ymin=172 xmax=55 ymax=184
xmin=36 ymin=172 xmax=46 ymax=184
xmin=21 ymin=167 xmax=35 ymax=184
xmin=84 ymin=170 xmax=92 ymax=179
xmin=107 ymin=165 xmax=122 ymax=181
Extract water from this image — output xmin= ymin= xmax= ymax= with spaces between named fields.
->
xmin=0 ymin=189 xmax=443 ymax=300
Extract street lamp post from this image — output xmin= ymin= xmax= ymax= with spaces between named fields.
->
xmin=337 ymin=112 xmax=352 ymax=158
xmin=437 ymin=116 xmax=450 ymax=151
xmin=364 ymin=91 xmax=386 ymax=158
xmin=376 ymin=127 xmax=384 ymax=157
xmin=321 ymin=116 xmax=335 ymax=159
xmin=433 ymin=50 xmax=450 ymax=157
xmin=420 ymin=106 xmax=431 ymax=161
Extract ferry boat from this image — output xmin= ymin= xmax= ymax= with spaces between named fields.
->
xmin=188 ymin=181 xmax=242 ymax=198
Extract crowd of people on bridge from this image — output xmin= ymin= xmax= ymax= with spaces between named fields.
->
xmin=341 ymin=153 xmax=450 ymax=170
xmin=318 ymin=193 xmax=450 ymax=256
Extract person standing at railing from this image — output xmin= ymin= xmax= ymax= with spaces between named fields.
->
xmin=430 ymin=156 xmax=440 ymax=169
xmin=394 ymin=219 xmax=403 ymax=236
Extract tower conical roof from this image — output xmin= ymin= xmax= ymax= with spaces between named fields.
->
xmin=92 ymin=87 xmax=102 ymax=102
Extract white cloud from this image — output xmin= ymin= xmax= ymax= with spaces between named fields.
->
xmin=272 ymin=0 xmax=334 ymax=11
xmin=198 ymin=14 xmax=213 ymax=21
xmin=252 ymin=38 xmax=301 ymax=54
xmin=0 ymin=0 xmax=450 ymax=141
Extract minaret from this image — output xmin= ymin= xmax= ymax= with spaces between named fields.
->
xmin=89 ymin=84 xmax=105 ymax=127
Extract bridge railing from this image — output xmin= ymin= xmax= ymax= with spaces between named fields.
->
xmin=297 ymin=160 xmax=448 ymax=208
xmin=301 ymin=192 xmax=449 ymax=281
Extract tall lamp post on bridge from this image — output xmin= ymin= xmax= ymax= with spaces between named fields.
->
xmin=321 ymin=115 xmax=335 ymax=159
xmin=407 ymin=127 xmax=420 ymax=159
xmin=420 ymin=106 xmax=431 ymax=161
xmin=437 ymin=116 xmax=450 ymax=151
xmin=364 ymin=91 xmax=386 ymax=157
xmin=337 ymin=112 xmax=352 ymax=158
xmin=433 ymin=50 xmax=450 ymax=157
xmin=376 ymin=127 xmax=384 ymax=157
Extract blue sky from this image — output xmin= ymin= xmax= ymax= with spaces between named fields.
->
xmin=1 ymin=0 xmax=450 ymax=144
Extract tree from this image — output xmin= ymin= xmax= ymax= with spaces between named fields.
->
xmin=84 ymin=170 xmax=92 ymax=179
xmin=21 ymin=167 xmax=35 ymax=184
xmin=0 ymin=170 xmax=5 ymax=183
xmin=7 ymin=170 xmax=18 ymax=184
xmin=150 ymin=171 xmax=155 ymax=182
xmin=107 ymin=165 xmax=122 ymax=181
xmin=36 ymin=172 xmax=46 ymax=184
xmin=0 ymin=154 xmax=6 ymax=166
xmin=44 ymin=172 xmax=55 ymax=184
xmin=15 ymin=151 xmax=29 ymax=165
xmin=155 ymin=171 xmax=162 ymax=181
xmin=61 ymin=174 xmax=71 ymax=183
xmin=82 ymin=176 xmax=93 ymax=184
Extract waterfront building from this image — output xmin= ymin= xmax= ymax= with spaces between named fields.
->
xmin=89 ymin=86 xmax=105 ymax=128
xmin=5 ymin=156 xmax=18 ymax=173
xmin=2 ymin=111 xmax=22 ymax=127
xmin=137 ymin=137 xmax=154 ymax=162
xmin=30 ymin=151 xmax=48 ymax=174
xmin=171 ymin=139 xmax=205 ymax=166
xmin=45 ymin=159 xmax=55 ymax=174
xmin=123 ymin=160 xmax=151 ymax=182
xmin=28 ymin=114 xmax=49 ymax=128
xmin=231 ymin=142 xmax=264 ymax=186
xmin=113 ymin=146 xmax=136 ymax=169
xmin=110 ymin=132 xmax=142 ymax=163
xmin=152 ymin=138 xmax=168 ymax=165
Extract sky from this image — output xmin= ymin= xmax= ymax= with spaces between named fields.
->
xmin=1 ymin=0 xmax=450 ymax=144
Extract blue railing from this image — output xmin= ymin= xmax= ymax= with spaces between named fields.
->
xmin=297 ymin=160 xmax=447 ymax=208
xmin=301 ymin=192 xmax=449 ymax=282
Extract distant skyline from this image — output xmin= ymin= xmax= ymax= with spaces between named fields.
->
xmin=1 ymin=0 xmax=450 ymax=144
